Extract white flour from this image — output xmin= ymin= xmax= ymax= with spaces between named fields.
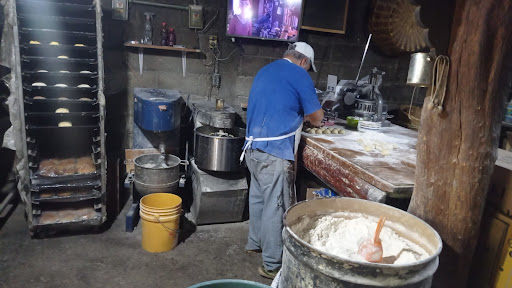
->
xmin=292 ymin=214 xmax=429 ymax=265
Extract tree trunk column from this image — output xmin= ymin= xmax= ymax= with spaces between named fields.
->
xmin=408 ymin=0 xmax=512 ymax=287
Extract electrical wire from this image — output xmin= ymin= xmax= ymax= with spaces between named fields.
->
xmin=197 ymin=9 xmax=219 ymax=34
xmin=408 ymin=86 xmax=418 ymax=119
xmin=214 ymin=47 xmax=239 ymax=61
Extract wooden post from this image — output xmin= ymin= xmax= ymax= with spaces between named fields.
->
xmin=408 ymin=0 xmax=512 ymax=287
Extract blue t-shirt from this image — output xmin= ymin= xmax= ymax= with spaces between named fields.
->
xmin=246 ymin=59 xmax=321 ymax=161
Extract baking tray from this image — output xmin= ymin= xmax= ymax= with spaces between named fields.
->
xmin=26 ymin=141 xmax=102 ymax=167
xmin=21 ymin=59 xmax=97 ymax=75
xmin=31 ymin=199 xmax=104 ymax=229
xmin=23 ymin=84 xmax=97 ymax=94
xmin=25 ymin=115 xmax=99 ymax=129
xmin=19 ymin=27 xmax=95 ymax=38
xmin=24 ymin=97 xmax=98 ymax=112
xmin=24 ymin=73 xmax=97 ymax=87
xmin=24 ymin=96 xmax=97 ymax=104
xmin=16 ymin=0 xmax=95 ymax=19
xmin=19 ymin=31 xmax=96 ymax=47
xmin=21 ymin=45 xmax=96 ymax=59
xmin=29 ymin=153 xmax=102 ymax=190
xmin=25 ymin=128 xmax=100 ymax=156
xmin=30 ymin=172 xmax=101 ymax=190
xmin=21 ymin=55 xmax=96 ymax=64
xmin=18 ymin=14 xmax=96 ymax=33
xmin=21 ymin=55 xmax=97 ymax=71
xmin=31 ymin=188 xmax=101 ymax=203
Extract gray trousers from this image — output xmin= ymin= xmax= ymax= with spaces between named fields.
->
xmin=245 ymin=149 xmax=295 ymax=270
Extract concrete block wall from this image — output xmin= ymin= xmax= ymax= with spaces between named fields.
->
xmin=103 ymin=0 xmax=426 ymax=150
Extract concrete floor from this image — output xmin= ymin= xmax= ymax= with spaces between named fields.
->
xmin=0 ymin=203 xmax=273 ymax=288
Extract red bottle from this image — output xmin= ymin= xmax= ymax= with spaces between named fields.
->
xmin=167 ymin=28 xmax=176 ymax=46
xmin=160 ymin=22 xmax=168 ymax=46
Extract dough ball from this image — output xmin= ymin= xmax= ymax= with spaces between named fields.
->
xmin=49 ymin=41 xmax=60 ymax=45
xmin=33 ymin=96 xmax=46 ymax=99
xmin=77 ymin=84 xmax=91 ymax=88
xmin=58 ymin=121 xmax=72 ymax=127
xmin=57 ymin=55 xmax=69 ymax=59
xmin=309 ymin=128 xmax=317 ymax=134
xmin=32 ymin=82 xmax=46 ymax=87
xmin=316 ymin=130 xmax=323 ymax=134
xmin=79 ymin=97 xmax=92 ymax=101
xmin=74 ymin=43 xmax=85 ymax=47
xmin=305 ymin=128 xmax=312 ymax=132
xmin=324 ymin=130 xmax=331 ymax=134
xmin=54 ymin=84 xmax=68 ymax=87
xmin=29 ymin=40 xmax=41 ymax=45
xmin=55 ymin=108 xmax=69 ymax=113
xmin=38 ymin=70 xmax=48 ymax=73
xmin=80 ymin=70 xmax=92 ymax=74
xmin=338 ymin=129 xmax=346 ymax=134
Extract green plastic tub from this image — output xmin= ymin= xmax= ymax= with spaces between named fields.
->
xmin=187 ymin=279 xmax=271 ymax=288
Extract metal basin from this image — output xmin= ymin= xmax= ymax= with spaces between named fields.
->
xmin=133 ymin=154 xmax=183 ymax=195
xmin=194 ymin=126 xmax=246 ymax=172
xmin=281 ymin=198 xmax=443 ymax=288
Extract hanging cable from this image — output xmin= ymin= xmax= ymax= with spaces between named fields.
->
xmin=197 ymin=9 xmax=219 ymax=34
xmin=427 ymin=55 xmax=450 ymax=113
xmin=214 ymin=47 xmax=239 ymax=61
xmin=408 ymin=86 xmax=418 ymax=119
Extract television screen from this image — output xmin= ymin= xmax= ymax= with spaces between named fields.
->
xmin=226 ymin=0 xmax=304 ymax=42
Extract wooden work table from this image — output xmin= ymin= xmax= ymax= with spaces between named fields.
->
xmin=298 ymin=123 xmax=417 ymax=202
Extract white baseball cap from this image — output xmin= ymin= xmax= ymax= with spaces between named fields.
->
xmin=293 ymin=42 xmax=317 ymax=72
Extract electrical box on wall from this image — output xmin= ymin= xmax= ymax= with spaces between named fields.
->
xmin=189 ymin=5 xmax=203 ymax=29
xmin=112 ymin=0 xmax=128 ymax=20
xmin=208 ymin=35 xmax=218 ymax=49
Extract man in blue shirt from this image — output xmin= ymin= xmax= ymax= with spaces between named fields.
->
xmin=243 ymin=42 xmax=324 ymax=279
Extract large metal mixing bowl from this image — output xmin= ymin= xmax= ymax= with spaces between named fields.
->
xmin=281 ymin=198 xmax=443 ymax=288
xmin=194 ymin=126 xmax=246 ymax=172
xmin=133 ymin=154 xmax=184 ymax=195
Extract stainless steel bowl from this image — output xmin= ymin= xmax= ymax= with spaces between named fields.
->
xmin=194 ymin=126 xmax=246 ymax=172
xmin=133 ymin=154 xmax=182 ymax=195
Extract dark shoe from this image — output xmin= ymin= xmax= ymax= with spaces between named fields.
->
xmin=245 ymin=249 xmax=262 ymax=254
xmin=258 ymin=265 xmax=280 ymax=279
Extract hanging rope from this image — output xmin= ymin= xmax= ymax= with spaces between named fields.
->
xmin=427 ymin=55 xmax=450 ymax=113
xmin=408 ymin=86 xmax=418 ymax=119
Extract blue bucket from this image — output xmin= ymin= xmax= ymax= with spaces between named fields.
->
xmin=187 ymin=279 xmax=271 ymax=288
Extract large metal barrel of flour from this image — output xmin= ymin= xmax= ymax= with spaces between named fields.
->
xmin=280 ymin=198 xmax=442 ymax=288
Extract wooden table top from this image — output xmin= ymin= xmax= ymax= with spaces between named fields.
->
xmin=301 ymin=124 xmax=417 ymax=195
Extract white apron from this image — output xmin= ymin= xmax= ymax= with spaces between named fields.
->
xmin=240 ymin=123 xmax=303 ymax=204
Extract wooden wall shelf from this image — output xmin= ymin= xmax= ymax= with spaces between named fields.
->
xmin=124 ymin=42 xmax=202 ymax=76
xmin=124 ymin=43 xmax=201 ymax=53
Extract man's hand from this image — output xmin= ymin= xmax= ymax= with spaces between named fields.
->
xmin=305 ymin=109 xmax=324 ymax=127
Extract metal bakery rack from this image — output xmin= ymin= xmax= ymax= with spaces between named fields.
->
xmin=11 ymin=0 xmax=106 ymax=235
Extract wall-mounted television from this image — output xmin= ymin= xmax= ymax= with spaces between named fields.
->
xmin=226 ymin=0 xmax=304 ymax=42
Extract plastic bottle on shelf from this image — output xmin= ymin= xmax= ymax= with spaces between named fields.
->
xmin=160 ymin=22 xmax=168 ymax=46
xmin=167 ymin=28 xmax=176 ymax=46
